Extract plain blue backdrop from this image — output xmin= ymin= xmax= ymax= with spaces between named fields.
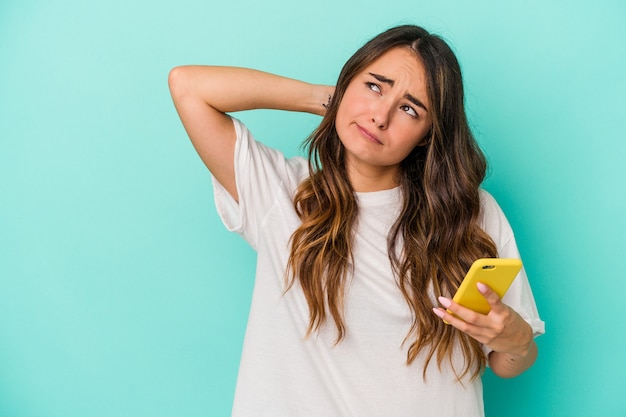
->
xmin=1 ymin=0 xmax=625 ymax=416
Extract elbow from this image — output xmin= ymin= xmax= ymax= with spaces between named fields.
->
xmin=491 ymin=363 xmax=530 ymax=379
xmin=168 ymin=66 xmax=190 ymax=99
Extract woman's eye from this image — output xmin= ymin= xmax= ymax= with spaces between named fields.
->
xmin=366 ymin=82 xmax=381 ymax=93
xmin=400 ymin=104 xmax=418 ymax=118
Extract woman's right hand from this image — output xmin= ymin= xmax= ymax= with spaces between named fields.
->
xmin=315 ymin=84 xmax=336 ymax=116
xmin=168 ymin=66 xmax=332 ymax=201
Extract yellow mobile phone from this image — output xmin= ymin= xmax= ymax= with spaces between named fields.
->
xmin=448 ymin=258 xmax=522 ymax=316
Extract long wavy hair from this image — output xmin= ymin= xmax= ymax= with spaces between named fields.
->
xmin=286 ymin=25 xmax=498 ymax=380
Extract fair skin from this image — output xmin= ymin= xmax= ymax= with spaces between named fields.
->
xmin=168 ymin=66 xmax=333 ymax=201
xmin=433 ymin=284 xmax=538 ymax=378
xmin=335 ymin=47 xmax=432 ymax=192
xmin=168 ymin=50 xmax=536 ymax=378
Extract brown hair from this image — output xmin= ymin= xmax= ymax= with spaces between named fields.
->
xmin=287 ymin=25 xmax=497 ymax=380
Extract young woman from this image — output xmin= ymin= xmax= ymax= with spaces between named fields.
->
xmin=169 ymin=24 xmax=544 ymax=417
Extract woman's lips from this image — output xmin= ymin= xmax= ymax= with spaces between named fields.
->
xmin=357 ymin=124 xmax=383 ymax=145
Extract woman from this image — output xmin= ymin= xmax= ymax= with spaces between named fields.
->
xmin=169 ymin=24 xmax=544 ymax=417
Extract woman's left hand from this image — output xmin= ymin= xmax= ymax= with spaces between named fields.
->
xmin=433 ymin=283 xmax=533 ymax=357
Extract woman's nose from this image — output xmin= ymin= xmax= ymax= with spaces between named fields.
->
xmin=371 ymin=99 xmax=391 ymax=129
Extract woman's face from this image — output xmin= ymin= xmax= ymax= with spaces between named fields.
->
xmin=335 ymin=47 xmax=433 ymax=191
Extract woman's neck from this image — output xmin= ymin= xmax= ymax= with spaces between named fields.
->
xmin=346 ymin=162 xmax=399 ymax=192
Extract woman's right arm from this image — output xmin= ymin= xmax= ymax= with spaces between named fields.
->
xmin=168 ymin=66 xmax=333 ymax=201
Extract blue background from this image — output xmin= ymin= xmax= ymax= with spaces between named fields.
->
xmin=1 ymin=0 xmax=625 ymax=416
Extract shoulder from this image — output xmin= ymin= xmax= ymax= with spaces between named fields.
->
xmin=478 ymin=189 xmax=507 ymax=220
xmin=231 ymin=117 xmax=309 ymax=192
xmin=478 ymin=189 xmax=501 ymax=217
xmin=478 ymin=189 xmax=515 ymax=249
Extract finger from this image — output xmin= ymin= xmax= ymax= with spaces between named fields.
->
xmin=432 ymin=307 xmax=487 ymax=341
xmin=432 ymin=307 xmax=467 ymax=328
xmin=476 ymin=282 xmax=506 ymax=314
xmin=437 ymin=296 xmax=484 ymax=326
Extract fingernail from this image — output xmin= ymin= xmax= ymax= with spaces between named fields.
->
xmin=432 ymin=308 xmax=445 ymax=318
xmin=477 ymin=282 xmax=488 ymax=293
xmin=438 ymin=296 xmax=451 ymax=308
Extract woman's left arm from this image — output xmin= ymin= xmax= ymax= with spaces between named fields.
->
xmin=433 ymin=283 xmax=538 ymax=378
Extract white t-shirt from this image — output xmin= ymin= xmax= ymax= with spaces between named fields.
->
xmin=213 ymin=118 xmax=545 ymax=417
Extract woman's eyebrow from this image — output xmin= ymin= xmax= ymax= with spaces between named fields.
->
xmin=369 ymin=72 xmax=394 ymax=86
xmin=405 ymin=94 xmax=428 ymax=112
xmin=368 ymin=72 xmax=429 ymax=112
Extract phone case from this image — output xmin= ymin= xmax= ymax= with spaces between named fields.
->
xmin=449 ymin=258 xmax=522 ymax=316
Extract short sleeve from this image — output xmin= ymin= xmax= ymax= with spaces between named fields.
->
xmin=479 ymin=191 xmax=545 ymax=356
xmin=212 ymin=117 xmax=308 ymax=250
